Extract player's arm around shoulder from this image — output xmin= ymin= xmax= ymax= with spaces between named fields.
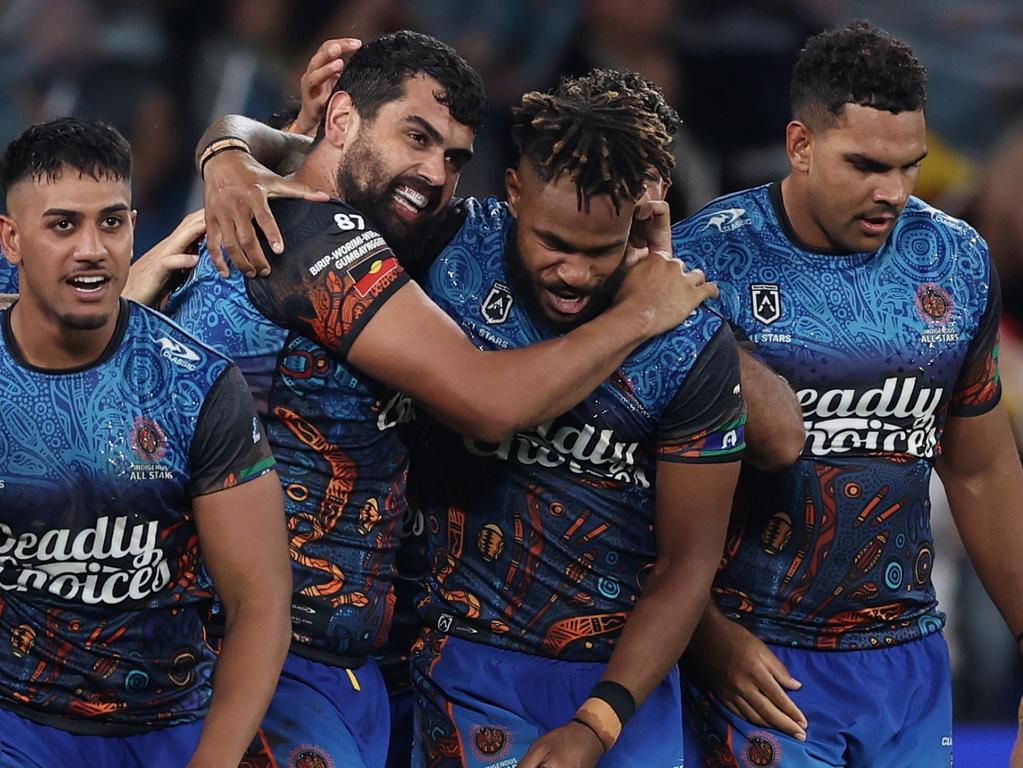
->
xmin=346 ymin=199 xmax=716 ymax=444
xmin=185 ymin=364 xmax=291 ymax=767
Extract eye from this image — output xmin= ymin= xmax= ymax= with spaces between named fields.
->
xmin=101 ymin=215 xmax=124 ymax=229
xmin=408 ymin=131 xmax=427 ymax=146
xmin=52 ymin=219 xmax=74 ymax=232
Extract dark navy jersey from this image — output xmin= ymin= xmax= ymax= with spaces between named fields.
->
xmin=417 ymin=197 xmax=746 ymax=661
xmin=165 ymin=198 xmax=411 ymax=665
xmin=672 ymin=182 xmax=1001 ymax=650
xmin=0 ymin=300 xmax=273 ymax=733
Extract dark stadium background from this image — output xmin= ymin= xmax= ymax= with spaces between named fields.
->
xmin=2 ymin=0 xmax=1022 ymax=763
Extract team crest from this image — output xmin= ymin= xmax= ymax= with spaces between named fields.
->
xmin=915 ymin=283 xmax=954 ymax=325
xmin=130 ymin=417 xmax=167 ymax=462
xmin=470 ymin=724 xmax=513 ymax=762
xmin=750 ymin=284 xmax=781 ymax=325
xmin=287 ymin=745 xmax=334 ymax=768
xmin=482 ymin=282 xmax=514 ymax=324
xmin=741 ymin=732 xmax=782 ymax=767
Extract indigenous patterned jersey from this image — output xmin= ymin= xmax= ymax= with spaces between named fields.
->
xmin=0 ymin=261 xmax=16 ymax=294
xmin=417 ymin=197 xmax=746 ymax=661
xmin=672 ymin=182 xmax=1001 ymax=650
xmin=165 ymin=198 xmax=410 ymax=665
xmin=0 ymin=300 xmax=272 ymax=733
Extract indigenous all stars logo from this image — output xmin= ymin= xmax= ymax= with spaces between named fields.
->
xmin=741 ymin=731 xmax=782 ymax=768
xmin=287 ymin=745 xmax=334 ymax=768
xmin=470 ymin=724 xmax=513 ymax=763
xmin=750 ymin=284 xmax=781 ymax=325
xmin=915 ymin=283 xmax=954 ymax=325
xmin=130 ymin=417 xmax=167 ymax=462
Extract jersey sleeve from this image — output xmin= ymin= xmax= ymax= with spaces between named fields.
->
xmin=246 ymin=200 xmax=410 ymax=359
xmin=657 ymin=324 xmax=746 ymax=463
xmin=189 ymin=364 xmax=276 ymax=496
xmin=950 ymin=261 xmax=1002 ymax=417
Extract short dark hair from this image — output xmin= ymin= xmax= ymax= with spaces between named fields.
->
xmin=511 ymin=72 xmax=675 ymax=213
xmin=792 ymin=20 xmax=927 ymax=129
xmin=316 ymin=30 xmax=487 ymax=140
xmin=1 ymin=117 xmax=132 ymax=196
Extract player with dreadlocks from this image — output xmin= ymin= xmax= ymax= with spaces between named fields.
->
xmin=404 ymin=73 xmax=746 ymax=768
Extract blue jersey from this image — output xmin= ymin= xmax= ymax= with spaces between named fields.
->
xmin=0 ymin=261 xmax=16 ymax=294
xmin=0 ymin=300 xmax=273 ymax=733
xmin=166 ymin=198 xmax=411 ymax=666
xmin=416 ymin=197 xmax=746 ymax=661
xmin=672 ymin=183 xmax=1001 ymax=650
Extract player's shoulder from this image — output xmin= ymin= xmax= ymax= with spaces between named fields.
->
xmin=426 ymin=196 xmax=513 ymax=292
xmin=632 ymin=305 xmax=727 ymax=367
xmin=126 ymin=300 xmax=235 ymax=377
xmin=671 ymin=184 xmax=772 ymax=244
xmin=896 ymin=197 xmax=988 ymax=254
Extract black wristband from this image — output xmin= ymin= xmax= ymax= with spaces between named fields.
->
xmin=570 ymin=717 xmax=608 ymax=753
xmin=588 ymin=680 xmax=636 ymax=727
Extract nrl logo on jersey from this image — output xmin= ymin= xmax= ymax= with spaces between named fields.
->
xmin=482 ymin=281 xmax=514 ymax=324
xmin=750 ymin=284 xmax=781 ymax=325
xmin=703 ymin=207 xmax=751 ymax=233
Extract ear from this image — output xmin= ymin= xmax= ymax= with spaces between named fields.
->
xmin=505 ymin=167 xmax=521 ymax=218
xmin=0 ymin=215 xmax=21 ymax=267
xmin=323 ymin=91 xmax=356 ymax=149
xmin=130 ymin=209 xmax=138 ymax=232
xmin=786 ymin=120 xmax=813 ymax=174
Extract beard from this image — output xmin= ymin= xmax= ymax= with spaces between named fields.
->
xmin=58 ymin=311 xmax=111 ymax=331
xmin=335 ymin=132 xmax=438 ymax=259
xmin=504 ymin=225 xmax=626 ymax=333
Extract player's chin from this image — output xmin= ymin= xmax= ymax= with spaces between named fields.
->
xmin=58 ymin=309 xmax=115 ymax=332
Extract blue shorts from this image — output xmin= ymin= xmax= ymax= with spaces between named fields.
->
xmin=244 ymin=652 xmax=390 ymax=768
xmin=0 ymin=707 xmax=203 ymax=767
xmin=410 ymin=630 xmax=684 ymax=768
xmin=682 ymin=632 xmax=953 ymax=768
xmin=386 ymin=689 xmax=414 ymax=768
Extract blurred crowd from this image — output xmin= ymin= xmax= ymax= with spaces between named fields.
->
xmin=3 ymin=0 xmax=1023 ymax=724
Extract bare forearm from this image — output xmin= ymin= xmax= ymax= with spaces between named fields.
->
xmin=738 ymin=348 xmax=804 ymax=471
xmin=188 ymin=602 xmax=290 ymax=767
xmin=601 ymin=553 xmax=719 ymax=705
xmin=195 ymin=115 xmax=311 ymax=174
xmin=944 ymin=461 xmax=1023 ymax=637
xmin=428 ymin=304 xmax=655 ymax=442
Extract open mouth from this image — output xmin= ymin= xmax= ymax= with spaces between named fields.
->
xmin=543 ymin=289 xmax=590 ymax=317
xmin=66 ymin=274 xmax=111 ymax=295
xmin=858 ymin=215 xmax=895 ymax=237
xmin=392 ymin=184 xmax=432 ymax=221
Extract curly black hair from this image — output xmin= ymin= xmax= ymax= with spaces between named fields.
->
xmin=316 ymin=30 xmax=487 ymax=140
xmin=1 ymin=117 xmax=131 ymax=196
xmin=792 ymin=20 xmax=926 ymax=128
xmin=511 ymin=72 xmax=675 ymax=213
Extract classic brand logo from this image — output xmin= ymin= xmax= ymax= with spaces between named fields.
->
xmin=798 ymin=376 xmax=944 ymax=458
xmin=703 ymin=207 xmax=751 ymax=232
xmin=154 ymin=335 xmax=200 ymax=370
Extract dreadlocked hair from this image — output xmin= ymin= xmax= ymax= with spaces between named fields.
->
xmin=510 ymin=76 xmax=674 ymax=213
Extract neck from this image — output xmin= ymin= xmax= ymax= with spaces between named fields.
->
xmin=779 ymin=174 xmax=830 ymax=250
xmin=10 ymin=297 xmax=120 ymax=370
xmin=292 ymin=146 xmax=343 ymax=200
